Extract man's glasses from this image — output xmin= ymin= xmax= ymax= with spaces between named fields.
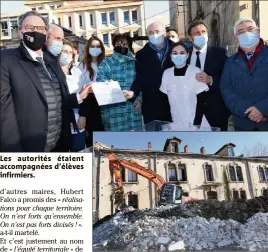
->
xmin=237 ymin=26 xmax=258 ymax=36
xmin=23 ymin=25 xmax=47 ymax=34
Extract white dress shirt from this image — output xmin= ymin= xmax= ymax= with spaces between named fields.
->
xmin=189 ymin=44 xmax=207 ymax=71
xmin=23 ymin=43 xmax=82 ymax=104
xmin=189 ymin=45 xmax=213 ymax=85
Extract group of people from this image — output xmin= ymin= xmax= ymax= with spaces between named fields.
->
xmin=0 ymin=10 xmax=268 ymax=152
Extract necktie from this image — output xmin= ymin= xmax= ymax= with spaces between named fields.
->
xmin=246 ymin=52 xmax=254 ymax=61
xmin=196 ymin=51 xmax=201 ymax=69
xmin=36 ymin=57 xmax=52 ymax=80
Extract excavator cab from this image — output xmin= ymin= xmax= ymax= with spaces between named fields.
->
xmin=158 ymin=183 xmax=183 ymax=205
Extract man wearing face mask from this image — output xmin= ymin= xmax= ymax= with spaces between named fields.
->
xmin=220 ymin=18 xmax=268 ymax=131
xmin=187 ymin=20 xmax=230 ymax=131
xmin=167 ymin=29 xmax=180 ymax=43
xmin=0 ymin=11 xmax=90 ymax=152
xmin=130 ymin=21 xmax=174 ymax=124
xmin=44 ymin=24 xmax=64 ymax=57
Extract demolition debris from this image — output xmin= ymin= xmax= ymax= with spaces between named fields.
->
xmin=93 ymin=198 xmax=268 ymax=251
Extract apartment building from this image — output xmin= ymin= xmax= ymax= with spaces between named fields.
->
xmin=93 ymin=138 xmax=268 ymax=222
xmin=24 ymin=0 xmax=146 ymax=54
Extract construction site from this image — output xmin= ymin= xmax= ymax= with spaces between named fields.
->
xmin=92 ymin=152 xmax=268 ymax=252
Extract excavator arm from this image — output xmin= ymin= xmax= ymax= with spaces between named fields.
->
xmin=108 ymin=153 xmax=196 ymax=209
xmin=108 ymin=153 xmax=166 ymax=193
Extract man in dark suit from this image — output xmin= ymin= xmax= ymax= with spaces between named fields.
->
xmin=130 ymin=21 xmax=174 ymax=124
xmin=187 ymin=20 xmax=230 ymax=131
xmin=0 ymin=11 xmax=90 ymax=152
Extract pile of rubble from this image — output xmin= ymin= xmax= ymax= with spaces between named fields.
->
xmin=93 ymin=199 xmax=268 ymax=251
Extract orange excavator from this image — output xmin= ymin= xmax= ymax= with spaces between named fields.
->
xmin=108 ymin=153 xmax=196 ymax=210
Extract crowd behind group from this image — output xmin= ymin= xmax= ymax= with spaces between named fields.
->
xmin=1 ymin=10 xmax=268 ymax=152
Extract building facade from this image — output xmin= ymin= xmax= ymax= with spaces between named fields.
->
xmin=179 ymin=0 xmax=268 ymax=55
xmin=93 ymin=138 xmax=268 ymax=222
xmin=24 ymin=0 xmax=146 ymax=55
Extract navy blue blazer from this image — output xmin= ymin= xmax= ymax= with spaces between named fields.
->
xmin=188 ymin=46 xmax=231 ymax=130
xmin=131 ymin=40 xmax=174 ymax=124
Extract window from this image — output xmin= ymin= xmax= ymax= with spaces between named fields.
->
xmin=265 ymin=168 xmax=268 ymax=180
xmin=263 ymin=189 xmax=268 ymax=198
xmin=50 ymin=5 xmax=55 ymax=10
xmin=103 ymin=34 xmax=109 ymax=45
xmin=1 ymin=21 xmax=9 ymax=36
xmin=38 ymin=6 xmax=43 ymax=10
xmin=109 ymin=12 xmax=115 ymax=24
xmin=168 ymin=164 xmax=177 ymax=181
xmin=68 ymin=16 xmax=72 ymax=28
xmin=205 ymin=165 xmax=214 ymax=181
xmin=57 ymin=5 xmax=62 ymax=8
xmin=232 ymin=190 xmax=239 ymax=199
xmin=227 ymin=147 xmax=235 ymax=157
xmin=178 ymin=165 xmax=187 ymax=181
xmin=170 ymin=142 xmax=178 ymax=153
xmin=58 ymin=18 xmax=61 ymax=26
xmin=132 ymin=10 xmax=138 ymax=23
xmin=236 ymin=166 xmax=243 ymax=181
xmin=124 ymin=11 xmax=129 ymax=23
xmin=258 ymin=167 xmax=265 ymax=181
xmin=128 ymin=194 xmax=138 ymax=209
xmin=90 ymin=14 xmax=94 ymax=26
xmin=240 ymin=190 xmax=247 ymax=200
xmin=10 ymin=20 xmax=18 ymax=29
xmin=183 ymin=192 xmax=189 ymax=197
xmin=121 ymin=167 xmax=126 ymax=182
xmin=128 ymin=171 xmax=137 ymax=182
xmin=79 ymin=15 xmax=83 ymax=27
xmin=32 ymin=8 xmax=36 ymax=11
xmin=52 ymin=20 xmax=55 ymax=24
xmin=229 ymin=166 xmax=236 ymax=181
xmin=207 ymin=191 xmax=217 ymax=200
xmin=101 ymin=13 xmax=107 ymax=25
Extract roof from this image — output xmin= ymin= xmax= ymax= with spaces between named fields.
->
xmin=214 ymin=143 xmax=236 ymax=155
xmin=163 ymin=137 xmax=182 ymax=151
xmin=51 ymin=0 xmax=143 ymax=13
xmin=94 ymin=148 xmax=268 ymax=163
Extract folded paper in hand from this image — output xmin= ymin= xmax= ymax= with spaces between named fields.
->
xmin=92 ymin=81 xmax=126 ymax=106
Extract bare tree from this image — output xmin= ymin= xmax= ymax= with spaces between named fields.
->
xmin=242 ymin=142 xmax=268 ymax=157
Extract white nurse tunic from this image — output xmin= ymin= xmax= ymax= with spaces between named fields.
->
xmin=160 ymin=65 xmax=210 ymax=129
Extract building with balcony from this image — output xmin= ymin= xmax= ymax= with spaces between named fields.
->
xmin=93 ymin=137 xmax=268 ymax=222
xmin=24 ymin=0 xmax=146 ymax=55
xmin=1 ymin=1 xmax=146 ymax=55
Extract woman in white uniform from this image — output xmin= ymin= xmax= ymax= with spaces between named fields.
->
xmin=160 ymin=42 xmax=210 ymax=130
xmin=59 ymin=40 xmax=86 ymax=152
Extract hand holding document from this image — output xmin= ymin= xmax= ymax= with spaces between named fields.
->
xmin=92 ymin=81 xmax=126 ymax=106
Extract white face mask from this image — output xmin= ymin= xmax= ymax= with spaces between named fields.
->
xmin=59 ymin=53 xmax=72 ymax=66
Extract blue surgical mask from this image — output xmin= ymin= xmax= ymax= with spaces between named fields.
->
xmin=59 ymin=53 xmax=72 ymax=66
xmin=48 ymin=40 xmax=63 ymax=56
xmin=89 ymin=48 xmax=102 ymax=57
xmin=171 ymin=54 xmax=187 ymax=67
xmin=238 ymin=31 xmax=259 ymax=48
xmin=193 ymin=35 xmax=208 ymax=48
xmin=149 ymin=34 xmax=164 ymax=46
